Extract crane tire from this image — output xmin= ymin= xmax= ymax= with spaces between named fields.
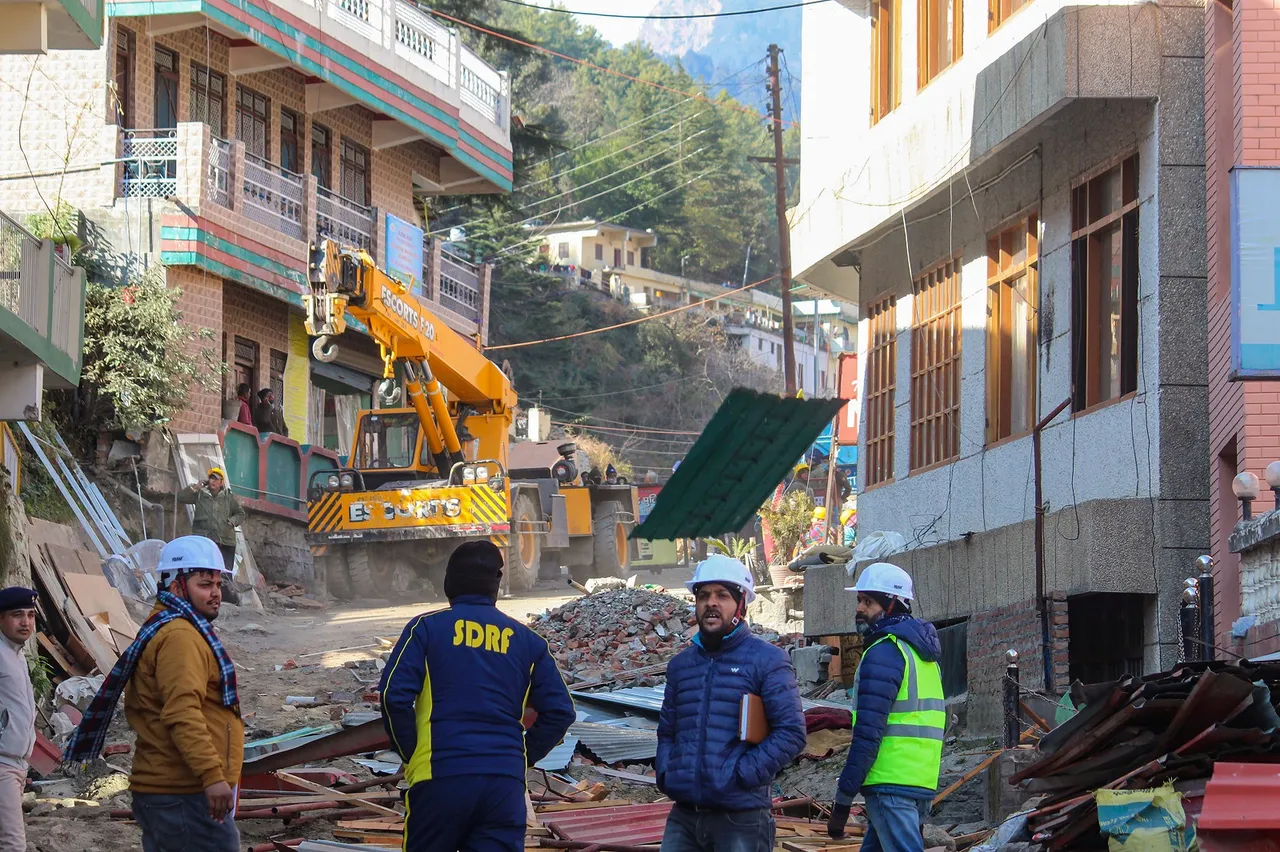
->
xmin=591 ymin=501 xmax=631 ymax=579
xmin=508 ymin=492 xmax=541 ymax=593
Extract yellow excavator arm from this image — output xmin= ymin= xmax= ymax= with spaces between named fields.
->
xmin=303 ymin=240 xmax=517 ymax=474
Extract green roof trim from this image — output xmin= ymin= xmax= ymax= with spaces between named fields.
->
xmin=630 ymin=389 xmax=845 ymax=540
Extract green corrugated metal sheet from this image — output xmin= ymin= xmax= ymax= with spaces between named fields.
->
xmin=630 ymin=389 xmax=845 ymax=540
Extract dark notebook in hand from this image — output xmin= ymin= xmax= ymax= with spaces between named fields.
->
xmin=739 ymin=693 xmax=769 ymax=744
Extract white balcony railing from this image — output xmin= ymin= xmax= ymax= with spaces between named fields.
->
xmin=209 ymin=136 xmax=232 ymax=209
xmin=329 ymin=0 xmax=382 ymax=44
xmin=0 ymin=210 xmax=84 ymax=373
xmin=438 ymin=245 xmax=481 ymax=320
xmin=394 ymin=1 xmax=453 ymax=85
xmin=242 ymin=153 xmax=305 ymax=241
xmin=120 ymin=128 xmax=178 ymax=198
xmin=460 ymin=45 xmax=504 ymax=127
xmin=316 ymin=186 xmax=375 ymax=252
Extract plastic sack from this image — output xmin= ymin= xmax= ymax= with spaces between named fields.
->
xmin=849 ymin=531 xmax=907 ymax=567
xmin=1096 ymin=784 xmax=1195 ymax=852
xmin=55 ymin=675 xmax=106 ymax=711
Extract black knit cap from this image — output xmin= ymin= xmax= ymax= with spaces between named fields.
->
xmin=864 ymin=590 xmax=910 ymax=614
xmin=443 ymin=541 xmax=504 ymax=600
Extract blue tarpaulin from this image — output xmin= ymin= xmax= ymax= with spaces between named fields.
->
xmin=803 ymin=422 xmax=858 ymax=467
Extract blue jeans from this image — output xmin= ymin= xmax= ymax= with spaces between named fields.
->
xmin=861 ymin=789 xmax=930 ymax=852
xmin=132 ymin=792 xmax=241 ymax=852
xmin=405 ymin=775 xmax=526 ymax=852
xmin=661 ymin=803 xmax=776 ymax=852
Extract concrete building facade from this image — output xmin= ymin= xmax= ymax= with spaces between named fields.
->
xmin=792 ymin=0 xmax=1209 ymax=729
xmin=1204 ymin=0 xmax=1280 ymax=659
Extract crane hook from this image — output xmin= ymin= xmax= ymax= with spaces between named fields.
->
xmin=313 ymin=335 xmax=339 ymax=363
xmin=378 ymin=379 xmax=403 ymax=405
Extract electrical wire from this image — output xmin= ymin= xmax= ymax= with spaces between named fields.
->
xmin=519 ymin=134 xmax=708 ymax=212
xmin=539 ymin=376 xmax=695 ymax=401
xmin=428 ymin=9 xmax=799 ymax=129
xmin=495 ymin=0 xmax=831 ymax=18
xmin=545 ymin=406 xmax=702 ymax=434
xmin=486 ymin=271 xmax=774 ymax=349
xmin=519 ymin=113 xmax=708 ymax=190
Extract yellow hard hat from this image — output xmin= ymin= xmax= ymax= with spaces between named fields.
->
xmin=840 ymin=508 xmax=855 ymax=525
xmin=794 ymin=462 xmax=810 ymax=475
xmin=813 ymin=506 xmax=826 ymax=520
xmin=207 ymin=467 xmax=225 ymax=479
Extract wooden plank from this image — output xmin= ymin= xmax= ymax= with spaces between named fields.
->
xmin=231 ymin=789 xmax=403 ymax=808
xmin=45 ymin=542 xmax=92 ymax=575
xmin=270 ymin=775 xmax=402 ymax=816
xmin=36 ymin=633 xmax=84 ymax=677
xmin=62 ymin=572 xmax=139 ymax=642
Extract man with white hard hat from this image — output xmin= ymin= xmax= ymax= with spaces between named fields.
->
xmin=64 ymin=536 xmax=244 ymax=852
xmin=657 ymin=555 xmax=807 ymax=852
xmin=826 ymin=563 xmax=944 ymax=852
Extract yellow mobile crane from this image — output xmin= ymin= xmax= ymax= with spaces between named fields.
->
xmin=303 ymin=240 xmax=638 ymax=598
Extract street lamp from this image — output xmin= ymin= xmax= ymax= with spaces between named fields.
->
xmin=1232 ymin=472 xmax=1260 ymax=521
xmin=1265 ymin=461 xmax=1280 ymax=503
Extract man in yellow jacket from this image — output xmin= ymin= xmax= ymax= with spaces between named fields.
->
xmin=64 ymin=536 xmax=243 ymax=852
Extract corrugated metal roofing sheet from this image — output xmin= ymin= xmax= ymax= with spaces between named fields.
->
xmin=569 ymin=721 xmax=658 ymax=764
xmin=1199 ymin=762 xmax=1280 ymax=830
xmin=631 ymin=389 xmax=845 ymax=540
xmin=544 ymin=801 xmax=674 ymax=845
xmin=534 ymin=735 xmax=579 ymax=771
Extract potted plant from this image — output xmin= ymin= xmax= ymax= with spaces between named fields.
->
xmin=758 ymin=490 xmax=815 ymax=586
xmin=704 ymin=535 xmax=764 ymax=587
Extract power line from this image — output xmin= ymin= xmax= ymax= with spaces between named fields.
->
xmin=428 ymin=9 xmax=799 ymax=129
xmin=521 ymin=134 xmax=708 ymax=212
xmin=558 ymin=423 xmax=698 ymax=444
xmin=486 ymin=270 xmax=774 ymax=348
xmin=546 ymin=405 xmax=702 ymax=434
xmin=495 ymin=0 xmax=831 ymax=18
xmin=540 ymin=377 xmax=696 ymax=401
xmin=520 ymin=113 xmax=707 ymax=190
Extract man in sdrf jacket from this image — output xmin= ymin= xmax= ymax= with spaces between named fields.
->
xmin=658 ymin=555 xmax=807 ymax=852
xmin=827 ymin=563 xmax=945 ymax=852
xmin=379 ymin=541 xmax=575 ymax=852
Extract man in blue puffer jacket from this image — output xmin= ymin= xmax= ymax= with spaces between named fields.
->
xmin=657 ymin=555 xmax=807 ymax=852
xmin=827 ymin=563 xmax=945 ymax=852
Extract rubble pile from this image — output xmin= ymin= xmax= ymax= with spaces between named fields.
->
xmin=530 ymin=589 xmax=696 ymax=683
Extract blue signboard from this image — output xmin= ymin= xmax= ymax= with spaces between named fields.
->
xmin=385 ymin=213 xmax=424 ymax=288
xmin=1231 ymin=167 xmax=1280 ymax=378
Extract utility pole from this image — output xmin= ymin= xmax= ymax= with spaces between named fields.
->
xmin=767 ymin=43 xmax=797 ymax=396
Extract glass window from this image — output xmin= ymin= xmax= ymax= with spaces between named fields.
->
xmin=355 ymin=412 xmax=421 ymax=469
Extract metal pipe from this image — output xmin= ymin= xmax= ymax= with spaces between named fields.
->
xmin=1033 ymin=397 xmax=1072 ymax=691
xmin=421 ymin=361 xmax=463 ymax=457
xmin=1180 ymin=578 xmax=1199 ymax=662
xmin=1003 ymin=649 xmax=1020 ymax=749
xmin=1199 ymin=556 xmax=1216 ymax=662
xmin=403 ymin=361 xmax=446 ymax=458
xmin=16 ymin=422 xmax=109 ymax=556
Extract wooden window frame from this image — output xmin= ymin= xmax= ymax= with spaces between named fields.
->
xmin=613 ymin=248 xmax=623 ymax=267
xmin=190 ymin=62 xmax=226 ymax=137
xmin=910 ymin=258 xmax=962 ymax=471
xmin=280 ymin=108 xmax=300 ymax=174
xmin=557 ymin=242 xmax=569 ymax=259
xmin=864 ymin=296 xmax=898 ymax=487
xmin=988 ymin=0 xmax=1033 ymax=33
xmin=1070 ymin=153 xmax=1140 ymax=413
xmin=113 ymin=26 xmax=135 ymax=127
xmin=339 ymin=137 xmax=371 ymax=206
xmin=918 ymin=0 xmax=963 ymax=88
xmin=154 ymin=46 xmax=179 ymax=132
xmin=236 ymin=84 xmax=270 ymax=159
xmin=594 ymin=242 xmax=603 ymax=261
xmin=627 ymin=250 xmax=635 ymax=266
xmin=269 ymin=349 xmax=287 ymax=404
xmin=986 ymin=213 xmax=1039 ymax=445
xmin=234 ymin=335 xmax=260 ymax=396
xmin=311 ymin=123 xmax=332 ymax=189
xmin=870 ymin=0 xmax=901 ymax=124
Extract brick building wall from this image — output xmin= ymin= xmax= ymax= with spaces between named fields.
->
xmin=1205 ymin=0 xmax=1280 ymax=657
xmin=965 ymin=597 xmax=1068 ymax=733
xmin=170 ymin=268 xmax=225 ymax=434
xmin=222 ymin=280 xmax=291 ymax=401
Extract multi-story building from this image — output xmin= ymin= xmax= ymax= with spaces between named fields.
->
xmin=537 ymin=218 xmax=853 ymax=397
xmin=0 ymin=1 xmax=511 ymax=571
xmin=0 ymin=0 xmax=103 ymax=52
xmin=791 ymin=0 xmax=1208 ymax=727
xmin=1205 ymin=0 xmax=1280 ymax=659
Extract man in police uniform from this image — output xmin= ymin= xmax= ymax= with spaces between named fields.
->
xmin=827 ymin=563 xmax=944 ymax=852
xmin=379 ymin=541 xmax=575 ymax=852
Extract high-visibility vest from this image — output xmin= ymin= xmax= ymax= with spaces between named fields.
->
xmin=849 ymin=633 xmax=946 ymax=789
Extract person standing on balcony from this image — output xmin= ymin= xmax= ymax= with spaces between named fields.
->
xmin=252 ymin=389 xmax=289 ymax=437
xmin=234 ymin=384 xmax=254 ymax=427
xmin=178 ymin=468 xmax=245 ymax=574
xmin=0 ymin=587 xmax=38 ymax=851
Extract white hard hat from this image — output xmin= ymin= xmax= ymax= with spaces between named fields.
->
xmin=685 ymin=554 xmax=756 ymax=603
xmin=846 ymin=561 xmax=914 ymax=602
xmin=156 ymin=536 xmax=232 ymax=586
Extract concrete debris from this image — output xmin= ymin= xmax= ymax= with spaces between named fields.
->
xmin=529 ymin=588 xmax=696 ymax=683
xmin=583 ymin=577 xmax=627 ymax=593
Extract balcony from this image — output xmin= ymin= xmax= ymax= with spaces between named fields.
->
xmin=0 ymin=0 xmax=104 ymax=52
xmin=109 ymin=0 xmax=512 ymax=191
xmin=0 ymin=210 xmax=85 ymax=404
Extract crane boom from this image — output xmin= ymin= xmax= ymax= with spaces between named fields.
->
xmin=303 ymin=240 xmax=516 ymax=412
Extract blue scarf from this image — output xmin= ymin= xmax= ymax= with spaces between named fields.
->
xmin=63 ymin=590 xmax=239 ymax=764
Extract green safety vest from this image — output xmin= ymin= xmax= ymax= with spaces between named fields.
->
xmin=849 ymin=633 xmax=946 ymax=789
